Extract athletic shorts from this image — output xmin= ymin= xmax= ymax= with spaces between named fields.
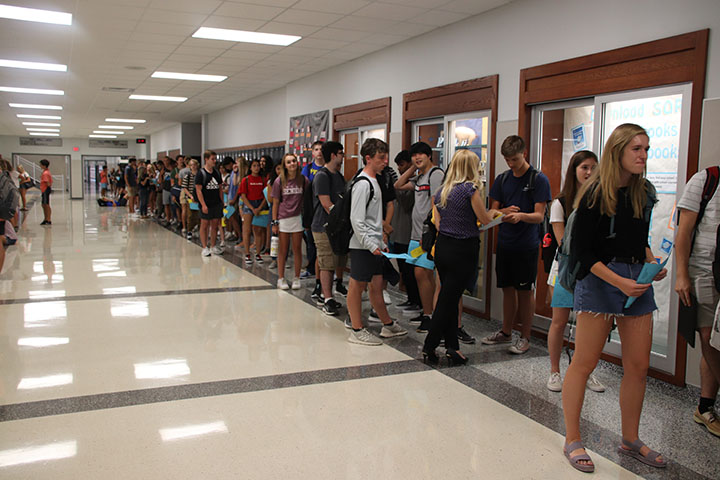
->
xmin=41 ymin=189 xmax=51 ymax=205
xmin=405 ymin=239 xmax=435 ymax=270
xmin=162 ymin=190 xmax=171 ymax=205
xmin=495 ymin=246 xmax=538 ymax=290
xmin=350 ymin=248 xmax=383 ymax=282
xmin=200 ymin=203 xmax=223 ymax=220
xmin=100 ymin=182 xmax=107 ymax=190
xmin=574 ymin=261 xmax=657 ymax=316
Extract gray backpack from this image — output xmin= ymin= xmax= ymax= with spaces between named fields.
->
xmin=0 ymin=172 xmax=19 ymax=220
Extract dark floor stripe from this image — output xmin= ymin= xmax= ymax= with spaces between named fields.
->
xmin=0 ymin=360 xmax=427 ymax=422
xmin=0 ymin=285 xmax=276 ymax=305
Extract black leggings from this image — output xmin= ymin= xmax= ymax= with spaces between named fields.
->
xmin=424 ymin=234 xmax=479 ymax=352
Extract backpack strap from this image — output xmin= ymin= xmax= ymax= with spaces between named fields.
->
xmin=696 ymin=166 xmax=719 ymax=230
xmin=351 ymin=175 xmax=374 ymax=208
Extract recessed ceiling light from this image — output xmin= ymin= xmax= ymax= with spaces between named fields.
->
xmin=29 ymin=132 xmax=60 ymax=136
xmin=17 ymin=114 xmax=61 ymax=120
xmin=9 ymin=103 xmax=62 ymax=110
xmin=105 ymin=118 xmax=146 ymax=123
xmin=0 ymin=4 xmax=72 ymax=25
xmin=0 ymin=86 xmax=64 ymax=95
xmin=23 ymin=122 xmax=60 ymax=127
xmin=27 ymin=128 xmax=59 ymax=132
xmin=98 ymin=125 xmax=133 ymax=130
xmin=128 ymin=95 xmax=187 ymax=102
xmin=89 ymin=134 xmax=117 ymax=138
xmin=151 ymin=71 xmax=227 ymax=82
xmin=93 ymin=130 xmax=123 ymax=134
xmin=0 ymin=59 xmax=67 ymax=72
xmin=192 ymin=27 xmax=300 ymax=46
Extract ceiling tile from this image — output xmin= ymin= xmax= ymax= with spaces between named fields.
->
xmin=130 ymin=32 xmax=189 ymax=46
xmin=134 ymin=22 xmax=199 ymax=37
xmin=438 ymin=0 xmax=509 ymax=15
xmin=213 ymin=2 xmax=285 ymax=20
xmin=292 ymin=0 xmax=370 ymax=15
xmin=257 ymin=21 xmax=322 ymax=37
xmin=140 ymin=9 xmax=209 ymax=25
xmin=352 ymin=2 xmax=426 ymax=21
xmin=173 ymin=45 xmax=228 ymax=58
xmin=200 ymin=15 xmax=266 ymax=31
xmin=329 ymin=15 xmax=399 ymax=33
xmin=410 ymin=9 xmax=466 ymax=26
xmin=148 ymin=0 xmax=222 ymax=14
xmin=309 ymin=27 xmax=370 ymax=42
xmin=272 ymin=9 xmax=343 ymax=27
xmin=361 ymin=32 xmax=412 ymax=45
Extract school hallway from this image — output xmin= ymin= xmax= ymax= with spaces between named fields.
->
xmin=0 ymin=193 xmax=717 ymax=480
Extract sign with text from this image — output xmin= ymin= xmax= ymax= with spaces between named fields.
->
xmin=89 ymin=139 xmax=128 ymax=149
xmin=20 ymin=136 xmax=62 ymax=147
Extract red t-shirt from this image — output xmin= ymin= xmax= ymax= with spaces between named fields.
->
xmin=239 ymin=175 xmax=265 ymax=201
xmin=40 ymin=169 xmax=52 ymax=192
xmin=100 ymin=170 xmax=108 ymax=183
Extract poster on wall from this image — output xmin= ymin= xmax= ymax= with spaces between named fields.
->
xmin=89 ymin=139 xmax=128 ymax=149
xmin=289 ymin=110 xmax=329 ymax=166
xmin=20 ymin=136 xmax=62 ymax=147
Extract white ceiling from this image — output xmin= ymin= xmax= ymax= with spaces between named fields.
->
xmin=0 ymin=0 xmax=510 ymax=139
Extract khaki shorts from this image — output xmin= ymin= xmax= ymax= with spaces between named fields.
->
xmin=313 ymin=231 xmax=347 ymax=271
xmin=127 ymin=186 xmax=137 ymax=197
xmin=690 ymin=267 xmax=719 ymax=329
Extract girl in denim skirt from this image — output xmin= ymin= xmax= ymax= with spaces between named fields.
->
xmin=561 ymin=123 xmax=668 ymax=473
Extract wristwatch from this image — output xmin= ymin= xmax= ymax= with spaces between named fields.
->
xmin=271 ymin=220 xmax=279 ymax=226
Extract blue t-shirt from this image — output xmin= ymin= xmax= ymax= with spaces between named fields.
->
xmin=125 ymin=165 xmax=137 ymax=187
xmin=301 ymin=161 xmax=324 ymax=182
xmin=489 ymin=167 xmax=551 ymax=250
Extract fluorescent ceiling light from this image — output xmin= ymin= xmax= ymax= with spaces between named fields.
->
xmin=0 ymin=59 xmax=67 ymax=72
xmin=23 ymin=122 xmax=60 ymax=126
xmin=128 ymin=94 xmax=186 ymax=102
xmin=152 ymin=71 xmax=227 ymax=82
xmin=9 ymin=103 xmax=62 ymax=110
xmin=94 ymin=130 xmax=123 ymax=134
xmin=17 ymin=114 xmax=61 ymax=119
xmin=193 ymin=27 xmax=300 ymax=46
xmin=89 ymin=134 xmax=117 ymax=139
xmin=98 ymin=125 xmax=133 ymax=130
xmin=0 ymin=5 xmax=72 ymax=26
xmin=105 ymin=118 xmax=145 ymax=123
xmin=27 ymin=128 xmax=60 ymax=132
xmin=29 ymin=132 xmax=59 ymax=136
xmin=0 ymin=86 xmax=64 ymax=95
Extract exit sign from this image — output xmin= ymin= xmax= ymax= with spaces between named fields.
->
xmin=136 ymin=138 xmax=147 ymax=144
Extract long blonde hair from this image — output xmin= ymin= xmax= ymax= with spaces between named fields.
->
xmin=438 ymin=149 xmax=482 ymax=208
xmin=279 ymin=153 xmax=298 ymax=188
xmin=575 ymin=123 xmax=649 ymax=218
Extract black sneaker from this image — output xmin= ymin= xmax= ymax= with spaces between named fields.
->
xmin=335 ymin=281 xmax=348 ymax=296
xmin=457 ymin=326 xmax=476 ymax=344
xmin=315 ymin=294 xmax=325 ymax=307
xmin=409 ymin=313 xmax=427 ymax=325
xmin=416 ymin=316 xmax=432 ymax=333
xmin=369 ymin=309 xmax=379 ymax=319
xmin=311 ymin=283 xmax=322 ymax=301
xmin=403 ymin=304 xmax=423 ymax=314
xmin=323 ymin=298 xmax=341 ymax=316
xmin=397 ymin=300 xmax=414 ymax=309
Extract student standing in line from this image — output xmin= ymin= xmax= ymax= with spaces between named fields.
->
xmin=239 ymin=158 xmax=268 ymax=265
xmin=545 ymin=150 xmax=605 ymax=393
xmin=562 ymin=123 xmax=667 ymax=473
xmin=195 ymin=150 xmax=224 ymax=257
xmin=676 ymin=165 xmax=720 ymax=437
xmin=301 ymin=141 xmax=325 ymax=282
xmin=390 ymin=150 xmax=422 ymax=313
xmin=347 ymin=138 xmax=407 ymax=345
xmin=124 ymin=158 xmax=138 ymax=216
xmin=422 ymin=150 xmax=498 ymax=364
xmin=481 ymin=135 xmax=551 ymax=354
xmin=39 ymin=159 xmax=52 ymax=226
xmin=272 ymin=153 xmax=308 ymax=290
xmin=137 ymin=164 xmax=150 ymax=218
xmin=311 ymin=141 xmax=346 ymax=316
xmin=394 ymin=142 xmax=445 ymax=332
xmin=99 ymin=165 xmax=108 ymax=198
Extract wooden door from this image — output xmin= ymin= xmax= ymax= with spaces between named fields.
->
xmin=343 ymin=131 xmax=359 ymax=181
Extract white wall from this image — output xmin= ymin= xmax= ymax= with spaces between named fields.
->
xmin=150 ymin=124 xmax=181 ymax=158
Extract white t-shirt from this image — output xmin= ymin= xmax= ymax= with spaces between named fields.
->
xmin=677 ymin=168 xmax=720 ymax=273
xmin=550 ymin=198 xmax=564 ymax=223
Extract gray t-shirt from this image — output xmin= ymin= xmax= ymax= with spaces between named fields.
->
xmin=349 ymin=172 xmax=384 ymax=252
xmin=410 ymin=167 xmax=444 ymax=240
xmin=311 ymin=168 xmax=345 ymax=232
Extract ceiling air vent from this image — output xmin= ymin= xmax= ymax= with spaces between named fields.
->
xmin=102 ymin=87 xmax=135 ymax=93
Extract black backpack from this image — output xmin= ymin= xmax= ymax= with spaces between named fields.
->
xmin=324 ymin=172 xmax=373 ymax=255
xmin=302 ymin=168 xmax=328 ymax=229
xmin=0 ymin=172 xmax=19 ymax=220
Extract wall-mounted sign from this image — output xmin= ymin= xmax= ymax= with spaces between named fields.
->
xmin=89 ymin=139 xmax=128 ymax=149
xmin=19 ymin=136 xmax=62 ymax=147
xmin=289 ymin=110 xmax=329 ymax=166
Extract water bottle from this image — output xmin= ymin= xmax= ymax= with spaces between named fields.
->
xmin=270 ymin=234 xmax=279 ymax=258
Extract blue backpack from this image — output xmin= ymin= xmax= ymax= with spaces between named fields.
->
xmin=557 ymin=182 xmax=657 ymax=292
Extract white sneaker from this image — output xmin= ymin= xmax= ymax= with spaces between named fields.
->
xmin=586 ymin=374 xmax=606 ymax=393
xmin=383 ymin=290 xmax=392 ymax=305
xmin=379 ymin=322 xmax=407 ymax=338
xmin=508 ymin=337 xmax=530 ymax=354
xmin=348 ymin=327 xmax=382 ymax=346
xmin=547 ymin=372 xmax=562 ymax=392
xmin=201 ymin=247 xmax=211 ymax=257
xmin=212 ymin=245 xmax=223 ymax=255
xmin=277 ymin=278 xmax=289 ymax=290
xmin=291 ymin=278 xmax=301 ymax=290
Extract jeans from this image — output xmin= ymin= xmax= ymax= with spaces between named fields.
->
xmin=424 ymin=234 xmax=479 ymax=352
xmin=304 ymin=230 xmax=317 ymax=274
xmin=138 ymin=188 xmax=149 ymax=216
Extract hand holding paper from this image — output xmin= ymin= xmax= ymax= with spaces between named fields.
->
xmin=624 ymin=256 xmax=670 ymax=308
xmin=479 ymin=214 xmax=504 ymax=231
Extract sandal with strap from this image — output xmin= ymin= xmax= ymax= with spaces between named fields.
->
xmin=564 ymin=441 xmax=595 ymax=473
xmin=617 ymin=438 xmax=667 ymax=468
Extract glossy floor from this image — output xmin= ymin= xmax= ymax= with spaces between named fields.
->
xmin=0 ymin=193 xmax=716 ymax=479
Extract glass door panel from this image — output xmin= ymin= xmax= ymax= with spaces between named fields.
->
xmin=359 ymin=125 xmax=386 ymax=144
xmin=413 ymin=119 xmax=445 ymax=169
xmin=595 ymin=84 xmax=692 ymax=374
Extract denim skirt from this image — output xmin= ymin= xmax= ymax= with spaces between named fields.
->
xmin=574 ymin=261 xmax=657 ymax=316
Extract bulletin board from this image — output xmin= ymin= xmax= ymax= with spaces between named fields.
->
xmin=289 ymin=110 xmax=329 ymax=167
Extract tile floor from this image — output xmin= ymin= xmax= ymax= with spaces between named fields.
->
xmin=0 ymin=192 xmax=717 ymax=479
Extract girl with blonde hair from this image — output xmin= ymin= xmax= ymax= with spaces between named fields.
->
xmin=562 ymin=123 xmax=667 ymax=473
xmin=422 ymin=149 xmax=498 ymax=365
